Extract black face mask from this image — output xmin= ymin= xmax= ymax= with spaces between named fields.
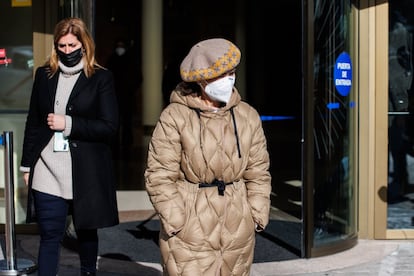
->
xmin=57 ymin=48 xmax=83 ymax=67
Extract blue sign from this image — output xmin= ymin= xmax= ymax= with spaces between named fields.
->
xmin=260 ymin=115 xmax=295 ymax=121
xmin=334 ymin=52 xmax=352 ymax=96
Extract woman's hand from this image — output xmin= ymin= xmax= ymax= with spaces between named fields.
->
xmin=47 ymin=113 xmax=65 ymax=131
xmin=23 ymin=172 xmax=29 ymax=186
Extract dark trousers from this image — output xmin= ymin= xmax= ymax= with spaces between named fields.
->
xmin=33 ymin=190 xmax=98 ymax=276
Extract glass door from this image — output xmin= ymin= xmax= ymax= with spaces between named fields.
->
xmin=258 ymin=0 xmax=358 ymax=258
xmin=387 ymin=0 xmax=414 ymax=231
xmin=309 ymin=0 xmax=358 ymax=256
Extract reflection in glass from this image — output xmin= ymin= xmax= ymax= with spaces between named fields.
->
xmin=0 ymin=46 xmax=33 ymax=110
xmin=0 ymin=1 xmax=33 ymax=224
xmin=388 ymin=0 xmax=414 ymax=229
xmin=313 ymin=0 xmax=357 ymax=247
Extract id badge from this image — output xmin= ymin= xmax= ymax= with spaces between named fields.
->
xmin=53 ymin=132 xmax=69 ymax=152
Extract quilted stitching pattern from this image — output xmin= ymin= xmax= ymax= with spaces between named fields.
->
xmin=145 ymin=88 xmax=271 ymax=275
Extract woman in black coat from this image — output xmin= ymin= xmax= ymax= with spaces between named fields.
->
xmin=20 ymin=17 xmax=119 ymax=276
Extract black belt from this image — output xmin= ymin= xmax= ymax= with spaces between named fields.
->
xmin=199 ymin=179 xmax=233 ymax=196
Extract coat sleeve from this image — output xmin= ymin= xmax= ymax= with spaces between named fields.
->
xmin=21 ymin=67 xmax=47 ymax=169
xmin=144 ymin=107 xmax=186 ymax=236
xmin=244 ymin=107 xmax=272 ymax=231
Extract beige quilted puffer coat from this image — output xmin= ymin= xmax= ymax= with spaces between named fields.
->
xmin=145 ymin=87 xmax=271 ymax=276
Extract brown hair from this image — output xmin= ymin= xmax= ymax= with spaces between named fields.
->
xmin=47 ymin=17 xmax=102 ymax=78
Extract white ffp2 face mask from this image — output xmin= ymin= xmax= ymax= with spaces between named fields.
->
xmin=204 ymin=76 xmax=235 ymax=104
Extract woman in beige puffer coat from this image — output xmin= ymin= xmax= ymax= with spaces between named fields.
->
xmin=145 ymin=38 xmax=271 ymax=276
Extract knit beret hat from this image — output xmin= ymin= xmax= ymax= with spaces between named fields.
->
xmin=180 ymin=38 xmax=241 ymax=82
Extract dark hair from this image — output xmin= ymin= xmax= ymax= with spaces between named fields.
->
xmin=175 ymin=81 xmax=201 ymax=96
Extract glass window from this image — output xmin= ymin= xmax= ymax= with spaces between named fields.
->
xmin=0 ymin=2 xmax=33 ymax=224
xmin=0 ymin=3 xmax=33 ymax=111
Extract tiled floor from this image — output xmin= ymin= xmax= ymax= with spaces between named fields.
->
xmin=388 ymin=192 xmax=414 ymax=229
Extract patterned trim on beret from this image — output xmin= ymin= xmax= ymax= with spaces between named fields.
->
xmin=180 ymin=39 xmax=241 ymax=82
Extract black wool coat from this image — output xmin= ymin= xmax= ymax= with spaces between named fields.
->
xmin=21 ymin=65 xmax=120 ymax=229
